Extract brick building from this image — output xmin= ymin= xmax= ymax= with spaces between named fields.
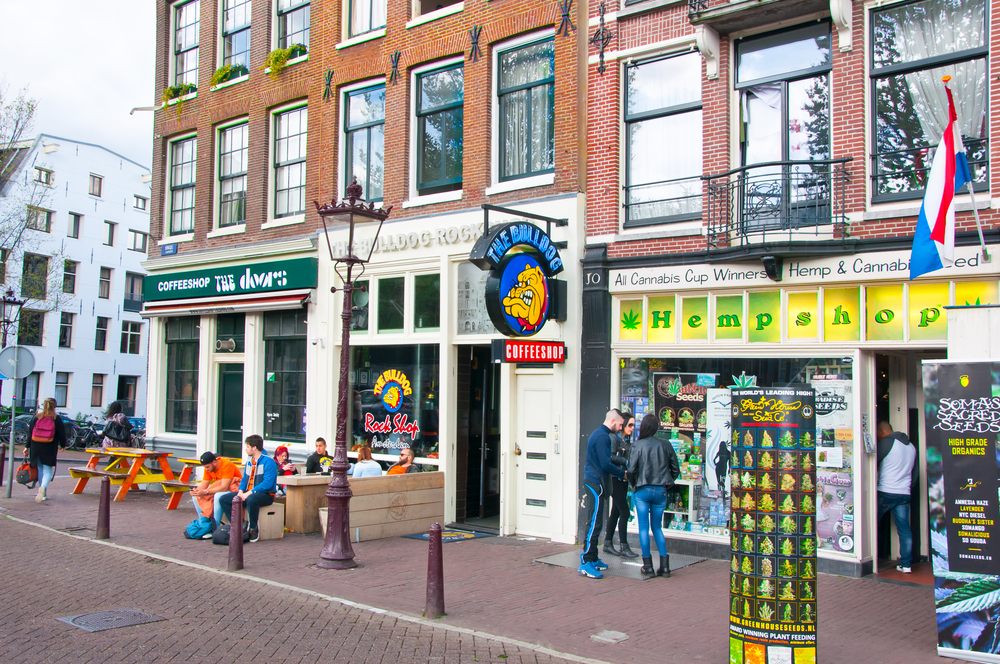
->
xmin=144 ymin=0 xmax=587 ymax=541
xmin=580 ymin=0 xmax=1000 ymax=576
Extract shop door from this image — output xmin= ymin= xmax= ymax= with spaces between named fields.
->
xmin=515 ymin=372 xmax=554 ymax=536
xmin=455 ymin=346 xmax=500 ymax=529
xmin=218 ymin=364 xmax=244 ymax=458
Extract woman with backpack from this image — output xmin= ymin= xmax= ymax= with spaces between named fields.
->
xmin=23 ymin=398 xmax=67 ymax=502
xmin=102 ymin=401 xmax=133 ymax=448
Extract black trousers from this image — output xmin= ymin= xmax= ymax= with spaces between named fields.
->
xmin=605 ymin=478 xmax=629 ymax=544
xmin=219 ymin=491 xmax=274 ymax=529
xmin=581 ymin=482 xmax=605 ymax=563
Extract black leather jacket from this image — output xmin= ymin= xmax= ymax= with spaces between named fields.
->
xmin=627 ymin=435 xmax=680 ymax=489
xmin=609 ymin=432 xmax=630 ymax=483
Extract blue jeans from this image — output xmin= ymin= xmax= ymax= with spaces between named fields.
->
xmin=38 ymin=464 xmax=55 ymax=490
xmin=634 ymin=485 xmax=668 ymax=558
xmin=878 ymin=491 xmax=913 ymax=567
xmin=190 ymin=492 xmax=228 ymax=527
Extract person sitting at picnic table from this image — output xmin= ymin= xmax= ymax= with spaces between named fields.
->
xmin=190 ymin=452 xmax=242 ymax=530
xmin=305 ymin=438 xmax=333 ymax=474
xmin=219 ymin=435 xmax=277 ymax=543
xmin=274 ymin=445 xmax=297 ymax=476
xmin=386 ymin=447 xmax=419 ymax=475
xmin=23 ymin=398 xmax=68 ymax=503
xmin=352 ymin=446 xmax=383 ymax=478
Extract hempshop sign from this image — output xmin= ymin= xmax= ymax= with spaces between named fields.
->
xmin=144 ymin=258 xmax=318 ymax=302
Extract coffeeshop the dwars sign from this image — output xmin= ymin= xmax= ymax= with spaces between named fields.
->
xmin=144 ymin=258 xmax=318 ymax=302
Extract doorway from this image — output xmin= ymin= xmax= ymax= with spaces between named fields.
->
xmin=117 ymin=376 xmax=138 ymax=416
xmin=455 ymin=346 xmax=501 ymax=531
xmin=218 ymin=364 xmax=244 ymax=458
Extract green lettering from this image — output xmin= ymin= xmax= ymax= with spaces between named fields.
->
xmin=755 ymin=313 xmax=773 ymax=331
xmin=651 ymin=311 xmax=673 ymax=329
xmin=688 ymin=315 xmax=702 ymax=328
xmin=832 ymin=305 xmax=851 ymax=326
xmin=718 ymin=314 xmax=741 ymax=328
xmin=795 ymin=312 xmax=811 ymax=327
xmin=919 ymin=307 xmax=941 ymax=327
xmin=874 ymin=309 xmax=894 ymax=324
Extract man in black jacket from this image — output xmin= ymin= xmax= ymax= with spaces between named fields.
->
xmin=580 ymin=410 xmax=626 ymax=579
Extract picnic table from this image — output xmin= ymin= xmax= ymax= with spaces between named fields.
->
xmin=69 ymin=448 xmax=175 ymax=502
xmin=160 ymin=456 xmax=243 ymax=510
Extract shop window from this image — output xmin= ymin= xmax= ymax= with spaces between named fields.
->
xmin=350 ymin=280 xmax=369 ymax=332
xmin=18 ymin=310 xmax=44 ymax=346
xmin=173 ymin=0 xmax=200 ymax=88
xmin=344 ymin=85 xmax=384 ymax=202
xmin=59 ymin=312 xmax=73 ymax=348
xmin=219 ymin=122 xmax=248 ymax=228
xmin=278 ymin=0 xmax=310 ymax=50
xmin=273 ymin=106 xmax=308 ymax=218
xmin=416 ymin=64 xmax=464 ymax=195
xmin=54 ymin=372 xmax=69 ymax=408
xmin=21 ymin=253 xmax=48 ymax=300
xmin=377 ymin=276 xmax=404 ymax=332
xmin=91 ymin=373 xmax=105 ymax=408
xmin=120 ymin=321 xmax=142 ymax=354
xmin=456 ymin=262 xmax=497 ymax=335
xmin=263 ymin=309 xmax=307 ymax=442
xmin=95 ymin=317 xmax=109 ymax=351
xmin=413 ymin=274 xmax=440 ymax=330
xmin=624 ymin=52 xmax=702 ymax=227
xmin=222 ymin=0 xmax=252 ymax=70
xmin=217 ymin=312 xmax=246 ymax=352
xmin=349 ymin=0 xmax=386 ymax=37
xmin=62 ymin=260 xmax=77 ymax=294
xmin=870 ymin=0 xmax=987 ymax=202
xmin=497 ymin=37 xmax=555 ymax=181
xmin=169 ymin=136 xmax=197 ymax=236
xmin=350 ymin=344 xmax=440 ymax=463
xmin=166 ymin=316 xmax=200 ymax=433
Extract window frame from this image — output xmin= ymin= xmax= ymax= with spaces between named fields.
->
xmin=68 ymin=213 xmax=82 ymax=238
xmin=168 ymin=134 xmax=198 ymax=236
xmin=413 ymin=60 xmax=465 ymax=196
xmin=34 ymin=168 xmax=53 ymax=185
xmin=172 ymin=0 xmax=200 ymax=88
xmin=99 ymin=267 xmax=112 ymax=300
xmin=271 ymin=103 xmax=308 ymax=220
xmin=104 ymin=220 xmax=116 ymax=247
xmin=54 ymin=372 xmax=69 ymax=408
xmin=495 ymin=34 xmax=556 ymax=183
xmin=18 ymin=310 xmax=44 ymax=347
xmin=221 ymin=0 xmax=252 ymax=70
xmin=59 ymin=312 xmax=74 ymax=348
xmin=348 ymin=0 xmax=386 ymax=38
xmin=276 ymin=0 xmax=310 ymax=50
xmin=341 ymin=81 xmax=385 ymax=203
xmin=89 ymin=174 xmax=103 ymax=197
xmin=62 ymin=260 xmax=77 ymax=294
xmin=128 ymin=230 xmax=149 ymax=253
xmin=134 ymin=195 xmax=148 ymax=211
xmin=165 ymin=316 xmax=200 ymax=433
xmin=21 ymin=253 xmax=49 ymax=300
xmin=120 ymin=320 xmax=142 ymax=354
xmin=91 ymin=373 xmax=105 ymax=408
xmin=95 ymin=316 xmax=109 ymax=351
xmin=26 ymin=207 xmax=52 ymax=232
xmin=263 ymin=309 xmax=308 ymax=443
xmin=217 ymin=119 xmax=249 ymax=228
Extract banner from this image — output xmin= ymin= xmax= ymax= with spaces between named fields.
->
xmin=810 ymin=378 xmax=856 ymax=554
xmin=729 ymin=387 xmax=818 ymax=664
xmin=652 ymin=372 xmax=708 ymax=433
xmin=923 ymin=360 xmax=1000 ymax=662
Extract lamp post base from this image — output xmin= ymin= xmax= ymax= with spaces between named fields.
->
xmin=318 ymin=483 xmax=358 ymax=570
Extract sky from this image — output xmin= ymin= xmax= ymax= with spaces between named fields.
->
xmin=2 ymin=0 xmax=156 ymax=169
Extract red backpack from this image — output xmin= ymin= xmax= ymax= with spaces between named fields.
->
xmin=32 ymin=416 xmax=55 ymax=443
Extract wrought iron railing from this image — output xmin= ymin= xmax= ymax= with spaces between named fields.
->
xmin=123 ymin=293 xmax=144 ymax=312
xmin=623 ymin=175 xmax=703 ymax=228
xmin=870 ymin=137 xmax=987 ymax=203
xmin=704 ymin=158 xmax=852 ymax=252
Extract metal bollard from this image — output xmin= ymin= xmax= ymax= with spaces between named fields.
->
xmin=425 ymin=522 xmax=445 ymax=619
xmin=228 ymin=495 xmax=244 ymax=572
xmin=95 ymin=477 xmax=110 ymax=540
xmin=0 ymin=444 xmax=5 ymax=486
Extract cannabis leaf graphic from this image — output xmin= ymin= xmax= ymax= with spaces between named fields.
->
xmin=728 ymin=371 xmax=758 ymax=388
xmin=937 ymin=578 xmax=1000 ymax=614
xmin=621 ymin=309 xmax=641 ymax=330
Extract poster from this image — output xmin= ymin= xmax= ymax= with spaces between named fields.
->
xmin=729 ymin=387 xmax=817 ymax=664
xmin=703 ymin=389 xmax=732 ymax=529
xmin=923 ymin=361 xmax=1000 ymax=662
xmin=653 ymin=372 xmax=709 ymax=432
xmin=811 ymin=378 xmax=855 ymax=554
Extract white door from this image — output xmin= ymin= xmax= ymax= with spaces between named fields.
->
xmin=515 ymin=373 xmax=554 ymax=536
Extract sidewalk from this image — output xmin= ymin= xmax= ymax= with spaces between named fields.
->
xmin=0 ymin=467 xmax=951 ymax=664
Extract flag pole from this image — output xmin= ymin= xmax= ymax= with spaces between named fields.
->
xmin=944 ymin=75 xmax=991 ymax=264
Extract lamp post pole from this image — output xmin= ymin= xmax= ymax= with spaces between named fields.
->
xmin=2 ymin=289 xmax=24 ymax=498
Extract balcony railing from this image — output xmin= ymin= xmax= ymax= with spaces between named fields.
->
xmin=623 ymin=175 xmax=703 ymax=228
xmin=704 ymin=158 xmax=852 ymax=254
xmin=123 ymin=293 xmax=143 ymax=312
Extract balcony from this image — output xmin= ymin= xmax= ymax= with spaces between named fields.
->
xmin=123 ymin=293 xmax=144 ymax=312
xmin=688 ymin=0 xmax=829 ymax=34
xmin=704 ymin=158 xmax=852 ymax=260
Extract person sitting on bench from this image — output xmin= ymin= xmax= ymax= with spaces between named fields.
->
xmin=219 ymin=435 xmax=277 ymax=543
xmin=387 ymin=447 xmax=419 ymax=475
xmin=190 ymin=452 xmax=242 ymax=529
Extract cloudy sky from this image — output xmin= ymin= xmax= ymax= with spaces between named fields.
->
xmin=2 ymin=0 xmax=156 ymax=169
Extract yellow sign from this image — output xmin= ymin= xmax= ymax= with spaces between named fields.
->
xmin=716 ymin=295 xmax=743 ymax=340
xmin=866 ymin=285 xmax=904 ymax=341
xmin=908 ymin=283 xmax=949 ymax=341
xmin=748 ymin=291 xmax=781 ymax=342
xmin=619 ymin=299 xmax=642 ymax=341
xmin=647 ymin=296 xmax=676 ymax=343
xmin=824 ymin=288 xmax=860 ymax=342
xmin=787 ymin=292 xmax=818 ymax=339
xmin=683 ymin=297 xmax=708 ymax=340
xmin=956 ymin=281 xmax=999 ymax=307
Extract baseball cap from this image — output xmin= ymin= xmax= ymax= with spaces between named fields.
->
xmin=199 ymin=451 xmax=218 ymax=465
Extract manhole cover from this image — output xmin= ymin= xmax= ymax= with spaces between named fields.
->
xmin=57 ymin=609 xmax=165 ymax=632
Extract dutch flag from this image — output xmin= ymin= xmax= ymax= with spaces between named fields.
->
xmin=909 ymin=76 xmax=973 ymax=280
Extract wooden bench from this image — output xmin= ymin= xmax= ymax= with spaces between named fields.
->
xmin=68 ymin=468 xmax=130 ymax=481
xmin=318 ymin=472 xmax=445 ymax=542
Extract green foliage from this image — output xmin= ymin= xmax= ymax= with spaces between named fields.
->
xmin=210 ymin=64 xmax=249 ymax=87
xmin=620 ymin=308 xmax=640 ymax=330
xmin=262 ymin=44 xmax=307 ymax=79
xmin=161 ymin=83 xmax=198 ymax=117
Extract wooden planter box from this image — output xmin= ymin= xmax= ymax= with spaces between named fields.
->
xmin=317 ymin=471 xmax=444 ymax=542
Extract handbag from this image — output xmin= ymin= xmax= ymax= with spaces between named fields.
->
xmin=102 ymin=419 xmax=129 ymax=443
xmin=211 ymin=521 xmax=250 ymax=545
xmin=15 ymin=461 xmax=37 ymax=486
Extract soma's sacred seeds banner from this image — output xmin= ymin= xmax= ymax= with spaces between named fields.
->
xmin=730 ymin=387 xmax=817 ymax=664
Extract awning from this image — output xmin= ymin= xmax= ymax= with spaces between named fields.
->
xmin=140 ymin=289 xmax=311 ymax=318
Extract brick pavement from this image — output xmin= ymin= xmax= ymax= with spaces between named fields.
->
xmin=0 ymin=464 xmax=958 ymax=664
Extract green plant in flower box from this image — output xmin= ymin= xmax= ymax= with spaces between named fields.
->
xmin=210 ymin=64 xmax=249 ymax=87
xmin=263 ymin=44 xmax=308 ymax=79
xmin=162 ymin=83 xmax=197 ymax=116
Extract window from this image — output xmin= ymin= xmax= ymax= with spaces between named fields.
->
xmin=99 ymin=267 xmax=111 ymax=299
xmin=166 ymin=316 xmax=200 ymax=433
xmin=104 ymin=221 xmax=116 ymax=246
xmin=414 ymin=274 xmax=440 ymax=330
xmin=624 ymin=52 xmax=703 ymax=227
xmin=89 ymin=174 xmax=103 ymax=197
xmin=350 ymin=279 xmax=369 ymax=332
xmin=62 ymin=260 xmax=77 ymax=294
xmin=121 ymin=321 xmax=142 ymax=354
xmin=377 ymin=276 xmax=404 ymax=332
xmin=18 ymin=310 xmax=44 ymax=346
xmin=871 ymin=0 xmax=987 ymax=201
xmin=91 ymin=374 xmax=105 ymax=408
xmin=222 ymin=0 xmax=251 ymax=69
xmin=264 ymin=309 xmax=307 ymax=442
xmin=498 ymin=38 xmax=555 ymax=181
xmin=68 ymin=213 xmax=81 ymax=238
xmin=349 ymin=0 xmax=386 ymax=37
xmin=169 ymin=136 xmax=197 ymax=235
xmin=117 ymin=376 xmax=138 ymax=417
xmin=54 ymin=372 xmax=69 ymax=408
xmin=59 ymin=312 xmax=73 ymax=348
xmin=27 ymin=207 xmax=52 ymax=232
xmin=124 ymin=273 xmax=144 ymax=312
xmin=219 ymin=123 xmax=248 ymax=227
xmin=416 ymin=65 xmax=464 ymax=195
xmin=278 ymin=0 xmax=310 ymax=50
xmin=134 ymin=195 xmax=148 ymax=210
xmin=95 ymin=317 xmax=109 ymax=351
xmin=0 ymin=249 xmax=7 ymax=285
xmin=17 ymin=372 xmax=40 ymax=412
xmin=129 ymin=230 xmax=148 ymax=253
xmin=21 ymin=254 xmax=48 ymax=299
xmin=273 ymin=106 xmax=307 ymax=218
xmin=345 ymin=85 xmax=384 ymax=201
xmin=34 ymin=168 xmax=52 ymax=185
xmin=174 ymin=0 xmax=200 ymax=87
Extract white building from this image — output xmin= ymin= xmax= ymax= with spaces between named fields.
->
xmin=0 ymin=134 xmax=150 ymax=420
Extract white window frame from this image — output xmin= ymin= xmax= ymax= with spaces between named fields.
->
xmin=170 ymin=0 xmax=201 ymax=89
xmin=34 ymin=167 xmax=53 ymax=185
xmin=273 ymin=0 xmax=311 ymax=53
xmin=54 ymin=372 xmax=70 ymax=408
xmin=89 ymin=174 xmax=103 ymax=197
xmin=134 ymin=195 xmax=148 ymax=211
xmin=104 ymin=220 xmax=117 ymax=247
xmin=166 ymin=132 xmax=198 ymax=241
xmin=343 ymin=0 xmax=387 ymax=41
xmin=218 ymin=0 xmax=252 ymax=70
xmin=265 ymin=101 xmax=308 ymax=228
xmin=128 ymin=230 xmax=149 ymax=252
xmin=68 ymin=212 xmax=82 ymax=239
xmin=211 ymin=116 xmax=250 ymax=237
xmin=27 ymin=207 xmax=52 ymax=232
xmin=338 ymin=77 xmax=385 ymax=203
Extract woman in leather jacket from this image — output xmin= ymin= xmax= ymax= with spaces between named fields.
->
xmin=627 ymin=413 xmax=680 ymax=579
xmin=603 ymin=411 xmax=638 ymax=558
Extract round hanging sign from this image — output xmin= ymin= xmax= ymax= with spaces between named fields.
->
xmin=485 ymin=252 xmax=550 ymax=337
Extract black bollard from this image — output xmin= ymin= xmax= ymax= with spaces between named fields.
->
xmin=228 ymin=495 xmax=244 ymax=572
xmin=0 ymin=444 xmax=5 ymax=486
xmin=96 ymin=477 xmax=110 ymax=540
xmin=425 ymin=523 xmax=445 ymax=619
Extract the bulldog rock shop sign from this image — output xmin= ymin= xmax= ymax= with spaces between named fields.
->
xmin=469 ymin=222 xmax=567 ymax=337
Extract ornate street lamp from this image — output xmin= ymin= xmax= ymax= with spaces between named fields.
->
xmin=315 ymin=178 xmax=391 ymax=569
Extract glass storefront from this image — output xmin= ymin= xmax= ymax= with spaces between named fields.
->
xmin=619 ymin=356 xmax=857 ymax=557
xmin=264 ymin=309 xmax=308 ymax=443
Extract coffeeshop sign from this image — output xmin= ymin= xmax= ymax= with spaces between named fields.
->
xmin=145 ymin=257 xmax=318 ymax=302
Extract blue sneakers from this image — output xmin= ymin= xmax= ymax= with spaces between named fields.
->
xmin=578 ymin=561 xmax=604 ymax=579
xmin=594 ymin=559 xmax=609 ymax=571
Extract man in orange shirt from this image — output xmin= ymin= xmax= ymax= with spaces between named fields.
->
xmin=387 ymin=447 xmax=419 ymax=475
xmin=190 ymin=452 xmax=242 ymax=529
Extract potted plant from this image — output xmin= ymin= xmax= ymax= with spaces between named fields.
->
xmin=210 ymin=64 xmax=249 ymax=88
xmin=161 ymin=83 xmax=198 ymax=116
xmin=262 ymin=43 xmax=308 ymax=79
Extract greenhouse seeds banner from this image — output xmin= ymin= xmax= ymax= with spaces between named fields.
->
xmin=923 ymin=360 xmax=1000 ymax=662
xmin=729 ymin=387 xmax=817 ymax=664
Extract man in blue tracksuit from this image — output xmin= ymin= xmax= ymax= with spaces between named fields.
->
xmin=219 ymin=434 xmax=278 ymax=543
xmin=580 ymin=410 xmax=626 ymax=579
